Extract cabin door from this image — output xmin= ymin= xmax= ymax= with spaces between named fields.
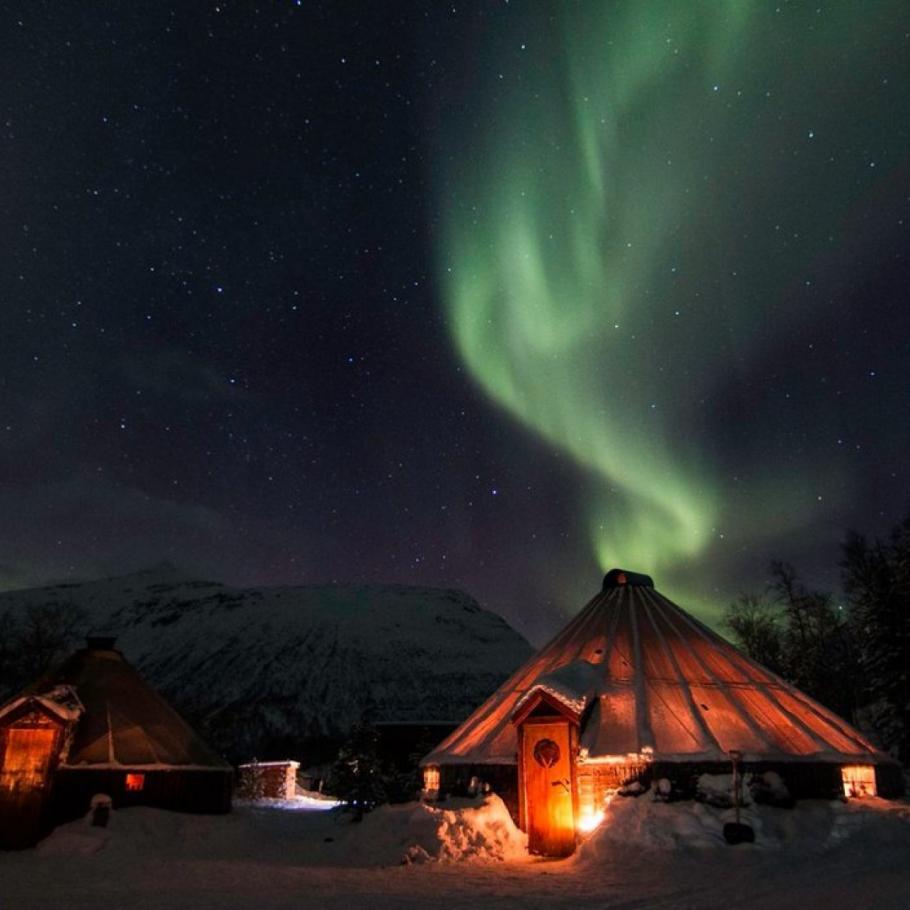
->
xmin=520 ymin=720 xmax=575 ymax=857
xmin=0 ymin=724 xmax=59 ymax=849
xmin=1 ymin=727 xmax=57 ymax=793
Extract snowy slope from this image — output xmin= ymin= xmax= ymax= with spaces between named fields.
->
xmin=0 ymin=564 xmax=533 ymax=759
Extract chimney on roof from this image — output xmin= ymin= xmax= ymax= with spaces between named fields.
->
xmin=85 ymin=635 xmax=118 ymax=651
xmin=602 ymin=569 xmax=655 ymax=590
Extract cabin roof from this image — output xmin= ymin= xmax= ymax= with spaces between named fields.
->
xmin=423 ymin=570 xmax=888 ymax=767
xmin=21 ymin=644 xmax=230 ymax=771
xmin=0 ymin=685 xmax=84 ymax=726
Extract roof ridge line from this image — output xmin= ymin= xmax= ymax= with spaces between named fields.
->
xmin=671 ymin=598 xmax=876 ymax=755
xmin=423 ymin=591 xmax=607 ymax=761
xmin=601 ymin=588 xmax=625 ymax=679
xmin=106 ymin=701 xmax=115 ymax=764
xmin=671 ymin=603 xmax=834 ymax=753
xmin=653 ymin=592 xmax=773 ymax=749
xmin=638 ymin=588 xmax=719 ymax=753
xmin=627 ymin=586 xmax=654 ymax=753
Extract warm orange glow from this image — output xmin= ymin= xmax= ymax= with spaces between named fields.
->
xmin=521 ymin=721 xmax=576 ymax=856
xmin=841 ymin=765 xmax=876 ymax=798
xmin=577 ymin=809 xmax=605 ymax=833
xmin=1 ymin=727 xmax=56 ymax=792
xmin=426 ymin=584 xmax=881 ymax=771
xmin=125 ymin=772 xmax=145 ymax=792
xmin=422 ymin=766 xmax=440 ymax=792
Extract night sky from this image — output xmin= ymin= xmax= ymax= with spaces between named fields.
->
xmin=3 ymin=2 xmax=909 ymax=644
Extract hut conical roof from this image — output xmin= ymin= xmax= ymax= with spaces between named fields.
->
xmin=424 ymin=571 xmax=883 ymax=767
xmin=31 ymin=643 xmax=229 ymax=770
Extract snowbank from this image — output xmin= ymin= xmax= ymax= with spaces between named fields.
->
xmin=353 ymin=795 xmax=528 ymax=864
xmin=577 ymin=787 xmax=910 ymax=860
xmin=33 ymin=795 xmax=527 ymax=867
xmin=579 ymin=792 xmax=754 ymax=852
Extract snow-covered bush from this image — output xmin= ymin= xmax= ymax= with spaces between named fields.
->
xmin=354 ymin=794 xmax=528 ymax=863
xmin=750 ymin=771 xmax=794 ymax=808
xmin=618 ymin=780 xmax=647 ymax=797
xmin=695 ymin=772 xmax=752 ymax=808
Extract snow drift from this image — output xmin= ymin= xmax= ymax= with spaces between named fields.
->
xmin=575 ymin=785 xmax=910 ymax=858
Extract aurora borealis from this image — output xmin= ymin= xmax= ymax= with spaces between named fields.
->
xmin=439 ymin=2 xmax=910 ymax=615
xmin=2 ymin=2 xmax=909 ymax=641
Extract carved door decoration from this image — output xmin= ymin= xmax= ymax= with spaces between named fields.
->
xmin=533 ymin=738 xmax=560 ymax=768
xmin=520 ymin=720 xmax=575 ymax=856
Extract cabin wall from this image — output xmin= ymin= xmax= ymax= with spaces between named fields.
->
xmin=50 ymin=768 xmax=233 ymax=826
xmin=641 ymin=760 xmax=904 ymax=800
xmin=636 ymin=760 xmax=840 ymax=800
xmin=576 ymin=761 xmax=649 ymax=813
xmin=237 ymin=762 xmax=297 ymax=799
xmin=436 ymin=764 xmax=519 ymax=824
xmin=575 ymin=759 xmax=903 ymax=813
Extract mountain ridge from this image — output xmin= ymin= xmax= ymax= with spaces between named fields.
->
xmin=0 ymin=567 xmax=534 ymax=761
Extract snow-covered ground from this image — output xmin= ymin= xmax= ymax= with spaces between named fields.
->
xmin=3 ymin=792 xmax=909 ymax=909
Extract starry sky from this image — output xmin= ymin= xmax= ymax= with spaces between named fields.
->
xmin=2 ymin=2 xmax=909 ymax=644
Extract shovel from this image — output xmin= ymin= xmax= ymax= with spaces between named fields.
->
xmin=723 ymin=750 xmax=755 ymax=845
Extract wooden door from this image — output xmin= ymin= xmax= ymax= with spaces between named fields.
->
xmin=0 ymin=724 xmax=59 ymax=849
xmin=1 ymin=727 xmax=57 ymax=793
xmin=521 ymin=720 xmax=575 ymax=856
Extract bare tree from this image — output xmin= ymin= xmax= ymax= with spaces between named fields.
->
xmin=0 ymin=601 xmax=87 ymax=697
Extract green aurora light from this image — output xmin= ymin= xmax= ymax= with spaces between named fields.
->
xmin=436 ymin=2 xmax=901 ymax=616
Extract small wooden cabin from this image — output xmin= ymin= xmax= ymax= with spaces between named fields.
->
xmin=237 ymin=760 xmax=300 ymax=800
xmin=422 ymin=569 xmax=904 ymax=857
xmin=0 ymin=637 xmax=232 ymax=849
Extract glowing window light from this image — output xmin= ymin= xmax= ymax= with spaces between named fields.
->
xmin=423 ymin=766 xmax=440 ymax=792
xmin=125 ymin=773 xmax=145 ymax=792
xmin=841 ymin=765 xmax=876 ymax=798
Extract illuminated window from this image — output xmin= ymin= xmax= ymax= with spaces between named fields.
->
xmin=841 ymin=765 xmax=876 ymax=798
xmin=423 ymin=766 xmax=440 ymax=792
xmin=125 ymin=773 xmax=145 ymax=792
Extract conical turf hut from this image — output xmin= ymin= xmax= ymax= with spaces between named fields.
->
xmin=422 ymin=570 xmax=902 ymax=857
xmin=0 ymin=637 xmax=231 ymax=848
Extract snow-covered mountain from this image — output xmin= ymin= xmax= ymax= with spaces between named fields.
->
xmin=0 ymin=564 xmax=533 ymax=760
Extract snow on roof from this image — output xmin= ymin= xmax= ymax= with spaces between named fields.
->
xmin=0 ymin=685 xmax=84 ymax=725
xmin=513 ymin=660 xmax=601 ymax=718
xmin=423 ymin=572 xmax=889 ymax=768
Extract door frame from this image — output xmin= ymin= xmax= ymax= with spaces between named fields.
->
xmin=512 ymin=690 xmax=580 ymax=853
